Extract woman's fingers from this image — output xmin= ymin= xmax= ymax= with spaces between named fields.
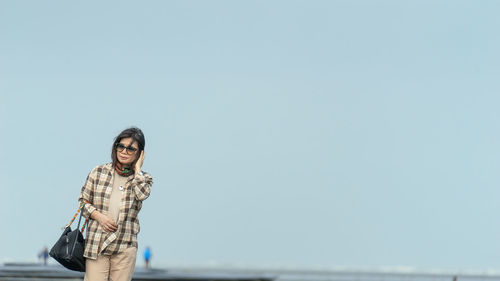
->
xmin=105 ymin=225 xmax=117 ymax=232
xmin=135 ymin=151 xmax=145 ymax=171
xmin=107 ymin=222 xmax=118 ymax=231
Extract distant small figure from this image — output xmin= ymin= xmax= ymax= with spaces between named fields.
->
xmin=38 ymin=247 xmax=49 ymax=265
xmin=453 ymin=276 xmax=458 ymax=281
xmin=144 ymin=247 xmax=152 ymax=269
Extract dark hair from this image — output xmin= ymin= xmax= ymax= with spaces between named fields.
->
xmin=111 ymin=127 xmax=146 ymax=169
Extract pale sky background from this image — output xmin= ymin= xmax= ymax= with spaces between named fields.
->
xmin=1 ymin=0 xmax=500 ymax=271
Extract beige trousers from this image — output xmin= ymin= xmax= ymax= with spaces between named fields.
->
xmin=84 ymin=247 xmax=137 ymax=281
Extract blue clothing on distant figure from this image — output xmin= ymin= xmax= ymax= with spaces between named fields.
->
xmin=144 ymin=248 xmax=151 ymax=261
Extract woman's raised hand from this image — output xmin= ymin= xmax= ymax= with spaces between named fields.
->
xmin=135 ymin=151 xmax=145 ymax=174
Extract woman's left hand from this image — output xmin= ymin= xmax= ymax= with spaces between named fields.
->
xmin=135 ymin=151 xmax=145 ymax=173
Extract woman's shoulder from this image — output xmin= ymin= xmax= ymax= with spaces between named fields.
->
xmin=89 ymin=163 xmax=113 ymax=174
xmin=142 ymin=170 xmax=153 ymax=178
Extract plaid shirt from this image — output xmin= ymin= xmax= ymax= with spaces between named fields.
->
xmin=78 ymin=163 xmax=153 ymax=260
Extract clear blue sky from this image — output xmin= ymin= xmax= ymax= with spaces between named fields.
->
xmin=1 ymin=0 xmax=500 ymax=271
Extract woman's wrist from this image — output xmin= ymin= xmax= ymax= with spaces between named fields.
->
xmin=90 ymin=210 xmax=103 ymax=222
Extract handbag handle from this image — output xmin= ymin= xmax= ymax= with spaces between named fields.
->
xmin=63 ymin=202 xmax=89 ymax=233
xmin=69 ymin=205 xmax=85 ymax=257
xmin=68 ymin=202 xmax=88 ymax=256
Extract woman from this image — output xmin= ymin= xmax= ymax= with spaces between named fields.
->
xmin=79 ymin=127 xmax=153 ymax=281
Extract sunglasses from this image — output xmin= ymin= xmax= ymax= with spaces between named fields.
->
xmin=116 ymin=143 xmax=138 ymax=155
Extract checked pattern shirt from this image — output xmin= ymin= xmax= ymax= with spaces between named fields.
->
xmin=78 ymin=163 xmax=153 ymax=260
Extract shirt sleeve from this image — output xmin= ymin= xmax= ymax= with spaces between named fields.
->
xmin=131 ymin=171 xmax=153 ymax=201
xmin=78 ymin=167 xmax=97 ymax=218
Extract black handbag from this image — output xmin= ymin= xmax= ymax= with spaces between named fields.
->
xmin=49 ymin=203 xmax=88 ymax=272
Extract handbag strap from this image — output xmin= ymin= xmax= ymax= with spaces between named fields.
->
xmin=63 ymin=202 xmax=90 ymax=233
xmin=69 ymin=203 xmax=85 ymax=257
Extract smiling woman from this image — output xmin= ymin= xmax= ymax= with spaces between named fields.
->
xmin=78 ymin=127 xmax=154 ymax=281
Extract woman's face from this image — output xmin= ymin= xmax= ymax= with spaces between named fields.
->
xmin=116 ymin=137 xmax=139 ymax=165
